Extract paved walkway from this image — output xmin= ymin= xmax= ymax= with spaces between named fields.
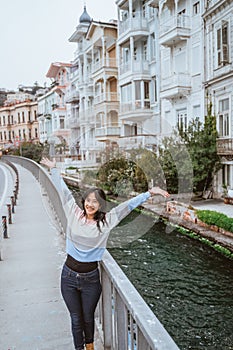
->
xmin=190 ymin=198 xmax=233 ymax=218
xmin=0 ymin=166 xmax=75 ymax=350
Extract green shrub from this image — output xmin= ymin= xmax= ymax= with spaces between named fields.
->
xmin=196 ymin=210 xmax=233 ymax=233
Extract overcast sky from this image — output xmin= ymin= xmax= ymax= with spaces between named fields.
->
xmin=0 ymin=0 xmax=117 ymax=91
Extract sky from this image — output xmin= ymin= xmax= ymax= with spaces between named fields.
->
xmin=0 ymin=0 xmax=117 ymax=91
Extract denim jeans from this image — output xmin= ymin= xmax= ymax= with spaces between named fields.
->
xmin=60 ymin=264 xmax=102 ymax=350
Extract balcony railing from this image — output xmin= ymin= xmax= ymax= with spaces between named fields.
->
xmin=160 ymin=14 xmax=190 ymax=46
xmin=217 ymin=138 xmax=233 ymax=155
xmin=95 ymin=126 xmax=121 ymax=138
xmin=79 ymin=107 xmax=95 ymax=123
xmin=118 ymin=134 xmax=157 ymax=150
xmin=65 ymin=90 xmax=79 ymax=103
xmin=160 ymin=73 xmax=191 ymax=99
xmin=119 ymin=15 xmax=149 ymax=36
xmin=67 ymin=115 xmax=80 ymax=128
xmin=94 ymin=92 xmax=118 ymax=104
xmin=92 ymin=58 xmax=117 ymax=74
xmin=120 ymin=58 xmax=149 ymax=75
xmin=120 ymin=101 xmax=151 ymax=113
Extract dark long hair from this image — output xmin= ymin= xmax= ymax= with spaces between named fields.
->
xmin=81 ymin=187 xmax=107 ymax=231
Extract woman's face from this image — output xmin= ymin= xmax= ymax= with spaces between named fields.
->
xmin=84 ymin=192 xmax=101 ymax=219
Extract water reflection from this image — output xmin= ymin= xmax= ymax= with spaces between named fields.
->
xmin=108 ymin=213 xmax=233 ymax=350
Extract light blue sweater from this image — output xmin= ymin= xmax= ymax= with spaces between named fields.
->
xmin=50 ymin=168 xmax=151 ymax=262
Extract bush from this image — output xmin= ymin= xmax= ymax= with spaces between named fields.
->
xmin=196 ymin=210 xmax=233 ymax=233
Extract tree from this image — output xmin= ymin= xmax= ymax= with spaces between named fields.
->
xmin=181 ymin=110 xmax=221 ymax=194
xmin=97 ymin=156 xmax=148 ymax=196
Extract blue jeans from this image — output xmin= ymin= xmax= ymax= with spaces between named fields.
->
xmin=60 ymin=264 xmax=102 ymax=350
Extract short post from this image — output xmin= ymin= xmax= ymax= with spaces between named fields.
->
xmin=2 ymin=216 xmax=8 ymax=238
xmin=11 ymin=196 xmax=15 ymax=213
xmin=7 ymin=204 xmax=12 ymax=224
xmin=13 ymin=190 xmax=17 ymax=204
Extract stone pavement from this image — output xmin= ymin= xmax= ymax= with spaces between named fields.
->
xmin=190 ymin=198 xmax=233 ymax=218
xmin=0 ymin=165 xmax=103 ymax=350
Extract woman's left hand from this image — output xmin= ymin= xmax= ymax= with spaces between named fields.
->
xmin=149 ymin=187 xmax=170 ymax=198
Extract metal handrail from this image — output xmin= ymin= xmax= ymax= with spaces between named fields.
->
xmin=2 ymin=155 xmax=180 ymax=350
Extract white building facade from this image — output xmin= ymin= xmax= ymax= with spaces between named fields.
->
xmin=116 ymin=0 xmax=160 ymax=152
xmin=203 ymin=0 xmax=233 ymax=192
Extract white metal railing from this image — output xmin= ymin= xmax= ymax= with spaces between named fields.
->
xmin=94 ymin=92 xmax=118 ymax=104
xmin=118 ymin=134 xmax=157 ymax=149
xmin=161 ymin=73 xmax=191 ymax=91
xmin=119 ymin=15 xmax=149 ymax=35
xmin=120 ymin=58 xmax=149 ymax=75
xmin=92 ymin=58 xmax=117 ymax=73
xmin=160 ymin=14 xmax=190 ymax=36
xmin=95 ymin=126 xmax=121 ymax=138
xmin=3 ymin=155 xmax=180 ymax=350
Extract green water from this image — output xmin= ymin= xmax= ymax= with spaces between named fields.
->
xmin=108 ymin=211 xmax=233 ymax=350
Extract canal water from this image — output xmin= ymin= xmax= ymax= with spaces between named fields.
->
xmin=107 ymin=210 xmax=233 ymax=350
xmin=72 ymin=190 xmax=233 ymax=349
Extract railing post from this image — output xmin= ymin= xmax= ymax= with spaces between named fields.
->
xmin=2 ymin=216 xmax=8 ymax=238
xmin=13 ymin=190 xmax=17 ymax=205
xmin=11 ymin=196 xmax=15 ymax=213
xmin=7 ymin=204 xmax=12 ymax=224
xmin=101 ymin=268 xmax=112 ymax=350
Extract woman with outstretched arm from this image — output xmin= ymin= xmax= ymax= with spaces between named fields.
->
xmin=40 ymin=157 xmax=170 ymax=350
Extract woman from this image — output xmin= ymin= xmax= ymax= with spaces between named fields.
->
xmin=40 ymin=157 xmax=169 ymax=350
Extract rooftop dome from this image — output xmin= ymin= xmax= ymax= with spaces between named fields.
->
xmin=79 ymin=6 xmax=92 ymax=24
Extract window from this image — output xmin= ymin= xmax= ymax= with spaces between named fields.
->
xmin=218 ymin=98 xmax=229 ymax=137
xmin=193 ymin=2 xmax=200 ymax=15
xmin=143 ymin=41 xmax=147 ymax=60
xmin=121 ymin=83 xmax=132 ymax=103
xmin=150 ymin=33 xmax=156 ymax=60
xmin=144 ymin=81 xmax=150 ymax=108
xmin=217 ymin=21 xmax=229 ymax=66
xmin=152 ymin=76 xmax=158 ymax=103
xmin=133 ymin=47 xmax=137 ymax=60
xmin=193 ymin=105 xmax=200 ymax=119
xmin=177 ymin=109 xmax=187 ymax=131
xmin=142 ymin=1 xmax=146 ymax=18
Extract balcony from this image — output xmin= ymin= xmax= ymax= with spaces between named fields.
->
xmin=95 ymin=126 xmax=121 ymax=141
xmin=119 ymin=101 xmax=152 ymax=122
xmin=160 ymin=15 xmax=190 ymax=47
xmin=118 ymin=15 xmax=149 ymax=39
xmin=119 ymin=58 xmax=149 ymax=76
xmin=217 ymin=138 xmax=233 ymax=156
xmin=94 ymin=92 xmax=118 ymax=105
xmin=118 ymin=134 xmax=157 ymax=150
xmin=79 ymin=107 xmax=95 ymax=124
xmin=92 ymin=58 xmax=117 ymax=74
xmin=67 ymin=115 xmax=80 ymax=129
xmin=65 ymin=90 xmax=79 ymax=104
xmin=160 ymin=73 xmax=191 ymax=99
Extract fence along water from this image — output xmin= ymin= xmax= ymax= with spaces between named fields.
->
xmin=2 ymin=155 xmax=180 ymax=350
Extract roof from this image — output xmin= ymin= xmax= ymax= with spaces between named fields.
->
xmin=46 ymin=62 xmax=72 ymax=78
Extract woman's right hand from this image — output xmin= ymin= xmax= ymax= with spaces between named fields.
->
xmin=40 ymin=157 xmax=56 ymax=170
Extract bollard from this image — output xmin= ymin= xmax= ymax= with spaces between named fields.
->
xmin=11 ymin=196 xmax=15 ymax=213
xmin=7 ymin=204 xmax=12 ymax=224
xmin=13 ymin=190 xmax=17 ymax=204
xmin=2 ymin=216 xmax=8 ymax=238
